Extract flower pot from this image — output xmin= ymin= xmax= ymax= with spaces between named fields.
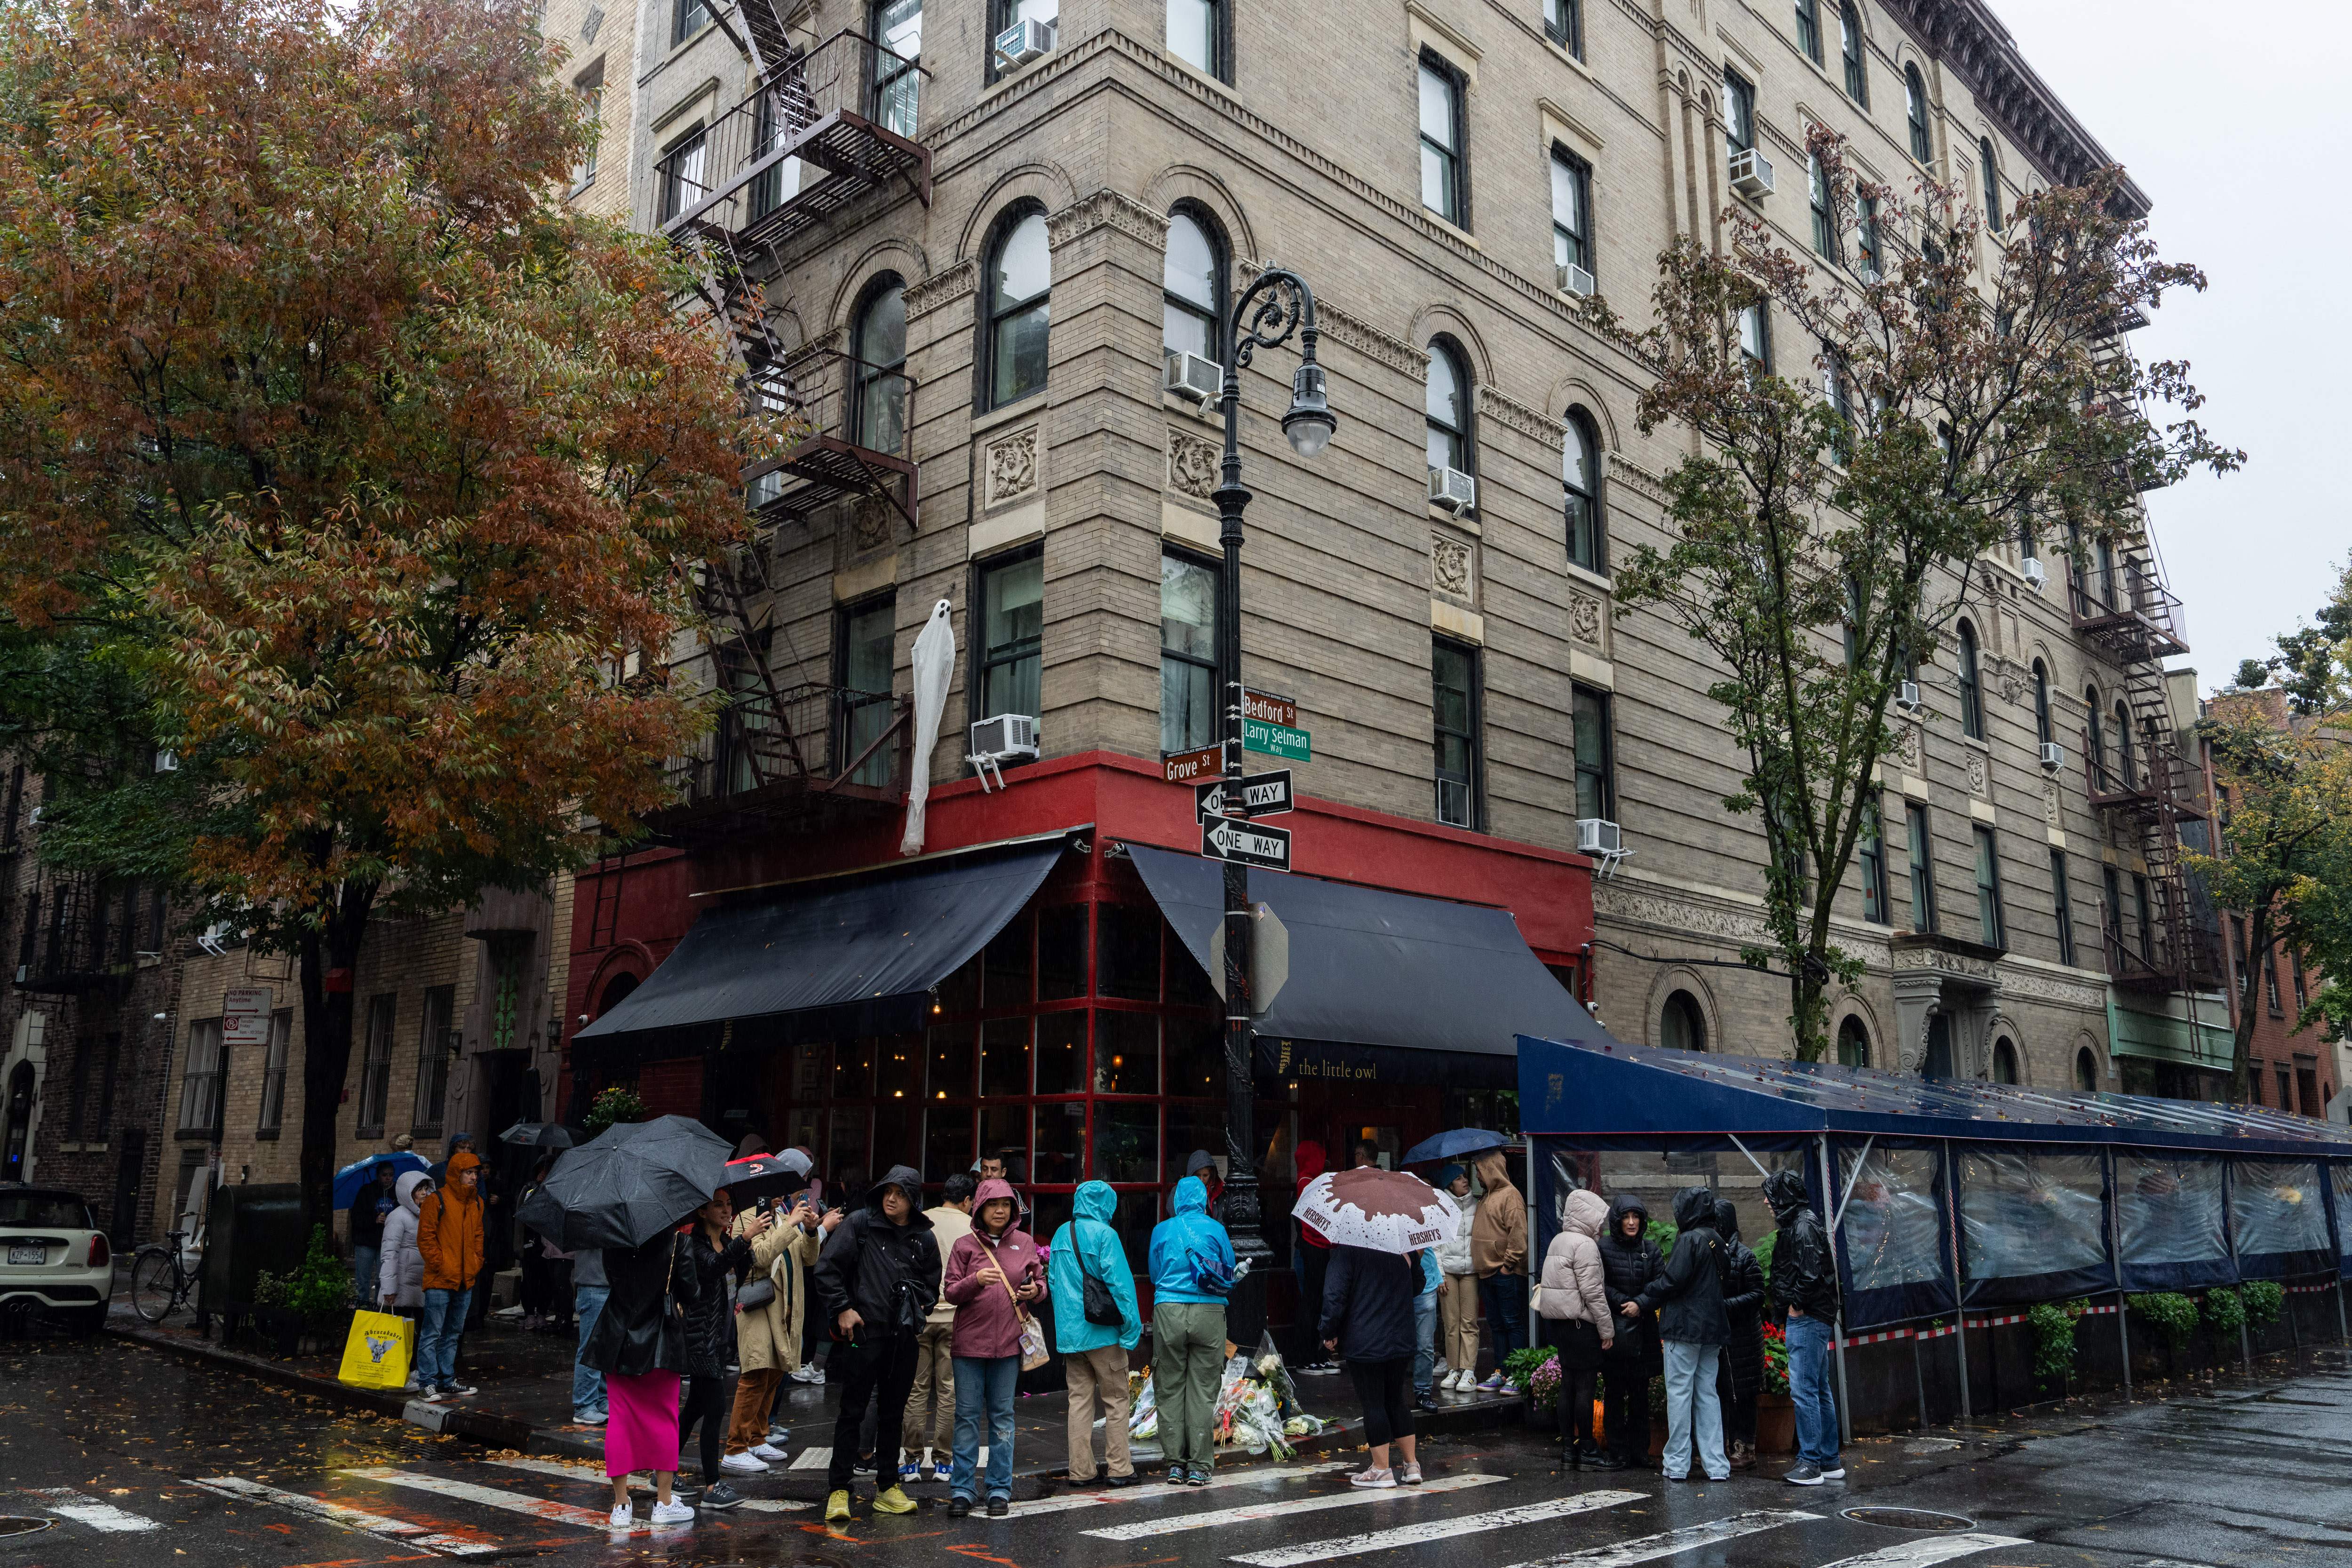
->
xmin=1753 ymin=1392 xmax=1796 ymax=1455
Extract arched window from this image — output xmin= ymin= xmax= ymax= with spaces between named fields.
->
xmin=1992 ymin=1038 xmax=2019 ymax=1084
xmin=1425 ymin=339 xmax=1471 ymax=478
xmin=1162 ymin=207 xmax=1223 ymax=371
xmin=1979 ymin=135 xmax=2002 ymax=231
xmin=1957 ymin=621 xmax=1984 ymax=739
xmin=1904 ymin=64 xmax=1931 ymax=162
xmin=1661 ymin=990 xmax=1708 ymax=1052
xmin=597 ymin=970 xmax=642 ymax=1018
xmin=1837 ymin=1015 xmax=1870 ymax=1069
xmin=1839 ymin=1 xmax=1867 ymax=105
xmin=982 ymin=207 xmax=1050 ymax=408
xmin=2085 ymin=686 xmax=2105 ymax=778
xmin=2114 ymin=701 xmax=2136 ymax=787
xmin=2075 ymin=1046 xmax=2099 ymax=1093
xmin=1563 ymin=409 xmax=1602 ymax=571
xmin=851 ymin=275 xmax=907 ymax=454
xmin=2031 ymin=659 xmax=2052 ymax=746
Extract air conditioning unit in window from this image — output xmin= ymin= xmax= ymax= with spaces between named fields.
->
xmin=1894 ymin=680 xmax=1924 ymax=714
xmin=2040 ymin=740 xmax=2066 ymax=771
xmin=1577 ymin=818 xmax=1632 ymax=877
xmin=993 ymin=17 xmax=1055 ymax=68
xmin=153 ymin=749 xmax=178 ymax=774
xmin=1428 ymin=466 xmax=1477 ymax=515
xmin=1728 ymin=147 xmax=1775 ymax=199
xmin=1557 ymin=263 xmax=1596 ymax=298
xmin=967 ymin=713 xmax=1039 ymax=793
xmin=2020 ymin=556 xmax=2048 ymax=591
xmin=1163 ymin=351 xmax=1223 ymax=407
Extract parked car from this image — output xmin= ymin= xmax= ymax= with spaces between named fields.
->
xmin=0 ymin=1186 xmax=113 ymax=1335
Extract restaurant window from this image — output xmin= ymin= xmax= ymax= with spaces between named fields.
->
xmin=413 ymin=985 xmax=454 ymax=1136
xmin=1160 ymin=551 xmax=1218 ymax=755
xmin=1973 ymin=826 xmax=2005 ymax=948
xmin=1906 ymin=802 xmax=1937 ymax=933
xmin=975 ymin=548 xmax=1043 ymax=723
xmin=983 ymin=207 xmax=1051 ymax=408
xmin=1432 ymin=637 xmax=1481 ymax=829
xmin=256 ymin=1012 xmax=290 ymax=1137
xmin=2050 ymin=850 xmax=2076 ymax=966
xmin=837 ymin=594 xmax=898 ymax=786
xmin=354 ymin=994 xmax=396 ymax=1137
xmin=1571 ymin=683 xmax=1613 ymax=822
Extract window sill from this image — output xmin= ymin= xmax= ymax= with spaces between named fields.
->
xmin=1562 ymin=558 xmax=1613 ymax=595
xmin=1543 ymin=37 xmax=1595 ymax=84
xmin=175 ymin=1128 xmax=217 ymax=1143
xmin=1163 ymin=392 xmax=1226 ymax=433
xmin=1427 ymin=500 xmax=1480 ymax=535
xmin=1418 ymin=208 xmax=1479 ymax=250
xmin=253 ymin=1129 xmax=279 ymax=1142
xmin=567 ymin=174 xmax=597 ymax=201
xmin=972 ymin=393 xmax=1045 ymax=439
xmin=1960 ymin=732 xmax=1991 ymax=755
xmin=981 ymin=48 xmax=1061 ymax=104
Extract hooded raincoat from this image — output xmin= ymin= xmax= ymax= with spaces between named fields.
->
xmin=418 ymin=1149 xmax=485 ymax=1293
xmin=1537 ymin=1187 xmax=1615 ymax=1342
xmin=377 ymin=1171 xmax=431 ymax=1308
xmin=1149 ymin=1176 xmax=1235 ymax=1305
xmin=1637 ymin=1186 xmax=1730 ymax=1345
xmin=942 ymin=1178 xmax=1045 ymax=1360
xmin=1714 ymin=1198 xmax=1766 ymax=1404
xmin=1049 ymin=1180 xmax=1141 ymax=1353
xmin=1764 ymin=1168 xmax=1841 ymax=1320
xmin=814 ymin=1164 xmax=939 ymax=1336
xmin=1597 ymin=1193 xmax=1663 ymax=1362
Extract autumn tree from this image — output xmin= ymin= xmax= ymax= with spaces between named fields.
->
xmin=1603 ymin=129 xmax=2238 ymax=1061
xmin=0 ymin=0 xmax=763 ymax=1226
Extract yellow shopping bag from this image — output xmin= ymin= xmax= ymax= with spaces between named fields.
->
xmin=339 ymin=1309 xmax=414 ymax=1389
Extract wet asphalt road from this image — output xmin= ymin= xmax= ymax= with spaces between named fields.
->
xmin=3 ymin=1332 xmax=2347 ymax=1568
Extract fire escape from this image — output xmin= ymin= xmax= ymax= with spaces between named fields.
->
xmin=2073 ymin=543 xmax=2222 ymax=996
xmin=635 ymin=2 xmax=931 ymax=852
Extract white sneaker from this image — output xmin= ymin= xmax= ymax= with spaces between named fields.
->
xmin=720 ymin=1451 xmax=767 ymax=1475
xmin=1348 ymin=1467 xmax=1396 ymax=1489
xmin=1448 ymin=1369 xmax=1474 ymax=1393
xmin=649 ymin=1500 xmax=695 ymax=1525
xmin=749 ymin=1442 xmax=787 ymax=1462
xmin=607 ymin=1503 xmax=634 ymax=1528
xmin=791 ymin=1365 xmax=826 ymax=1385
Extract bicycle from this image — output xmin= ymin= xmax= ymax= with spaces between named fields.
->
xmin=130 ymin=1229 xmax=199 ymax=1324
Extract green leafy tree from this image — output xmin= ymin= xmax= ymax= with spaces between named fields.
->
xmin=1599 ymin=130 xmax=2237 ymax=1059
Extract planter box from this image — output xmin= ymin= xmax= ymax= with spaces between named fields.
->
xmin=1754 ymin=1392 xmax=1795 ymax=1455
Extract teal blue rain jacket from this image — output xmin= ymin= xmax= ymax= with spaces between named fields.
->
xmin=1049 ymin=1180 xmax=1142 ymax=1352
xmin=1148 ymin=1176 xmax=1237 ymax=1307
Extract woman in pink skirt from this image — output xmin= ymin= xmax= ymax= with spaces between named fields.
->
xmin=581 ymin=1228 xmax=698 ymax=1526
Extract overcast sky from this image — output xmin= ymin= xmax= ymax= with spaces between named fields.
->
xmin=1987 ymin=0 xmax=2350 ymax=694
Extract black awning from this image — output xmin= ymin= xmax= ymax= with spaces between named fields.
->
xmin=1126 ymin=843 xmax=1604 ymax=1086
xmin=577 ymin=840 xmax=1066 ymax=1047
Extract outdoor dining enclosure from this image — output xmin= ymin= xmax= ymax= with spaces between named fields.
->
xmin=1518 ymin=1035 xmax=2352 ymax=1434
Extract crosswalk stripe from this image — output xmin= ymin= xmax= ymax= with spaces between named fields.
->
xmin=1227 ymin=1487 xmax=1646 ymax=1566
xmin=341 ymin=1466 xmax=623 ymax=1529
xmin=23 ymin=1488 xmax=160 ymax=1534
xmin=788 ymin=1445 xmax=834 ymax=1470
xmin=1493 ymin=1508 xmax=1822 ymax=1568
xmin=1082 ymin=1472 xmax=1509 ymax=1541
xmin=1008 ymin=1463 xmax=1352 ymax=1520
xmin=187 ymin=1476 xmax=503 ymax=1555
xmin=1815 ymin=1535 xmax=2032 ymax=1568
xmin=485 ymin=1457 xmax=813 ymax=1512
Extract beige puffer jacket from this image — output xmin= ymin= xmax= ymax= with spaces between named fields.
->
xmin=731 ymin=1213 xmax=825 ymax=1374
xmin=1536 ymin=1186 xmax=1614 ymax=1346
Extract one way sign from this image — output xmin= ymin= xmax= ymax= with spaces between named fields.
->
xmin=1194 ymin=769 xmax=1295 ymax=823
xmin=1200 ymin=817 xmax=1291 ymax=872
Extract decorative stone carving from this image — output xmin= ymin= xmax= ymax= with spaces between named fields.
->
xmin=1166 ymin=428 xmax=1219 ymax=499
xmin=1594 ymin=885 xmax=1771 ymax=945
xmin=1569 ymin=592 xmax=1604 ymax=648
xmin=903 ymin=261 xmax=977 ymax=318
xmin=851 ymin=495 xmax=894 ymax=552
xmin=1047 ymin=188 xmax=1168 ymax=249
xmin=1232 ymin=263 xmax=1426 ymax=378
xmin=1968 ymin=752 xmax=1989 ymax=797
xmin=1475 ymin=384 xmax=1564 ymax=445
xmin=1998 ymin=968 xmax=2107 ymax=1010
xmin=1431 ymin=533 xmax=1474 ymax=599
xmin=1605 ymin=452 xmax=1670 ymax=504
xmin=1899 ymin=722 xmax=1923 ymax=773
xmin=2042 ymin=775 xmax=2061 ymax=826
xmin=983 ymin=426 xmax=1039 ymax=509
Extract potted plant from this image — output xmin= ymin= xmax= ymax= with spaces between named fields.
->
xmin=1752 ymin=1318 xmax=1796 ymax=1454
xmin=251 ymin=1226 xmax=356 ymax=1356
xmin=585 ymin=1084 xmax=647 ymax=1133
xmin=1502 ymin=1345 xmax=1556 ymax=1427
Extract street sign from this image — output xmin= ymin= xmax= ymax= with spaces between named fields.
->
xmin=1162 ymin=745 xmax=1222 ymax=784
xmin=1244 ymin=718 xmax=1311 ymax=761
xmin=221 ymin=987 xmax=274 ymax=1048
xmin=1194 ymin=769 xmax=1295 ymax=823
xmin=1200 ymin=816 xmax=1291 ymax=872
xmin=1208 ymin=902 xmax=1291 ymax=1011
xmin=1242 ymin=690 xmax=1297 ymax=728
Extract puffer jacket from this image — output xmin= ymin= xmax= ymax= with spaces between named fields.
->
xmin=1637 ymin=1186 xmax=1730 ymax=1346
xmin=942 ymin=1178 xmax=1046 ymax=1360
xmin=1764 ymin=1168 xmax=1841 ymax=1321
xmin=418 ymin=1150 xmax=485 ymax=1293
xmin=679 ymin=1223 xmax=752 ymax=1377
xmin=1049 ymin=1180 xmax=1141 ymax=1353
xmin=377 ymin=1171 xmax=430 ymax=1308
xmin=1537 ymin=1187 xmax=1614 ymax=1345
xmin=1149 ymin=1176 xmax=1236 ymax=1305
xmin=732 ymin=1209 xmax=825 ymax=1374
xmin=814 ymin=1165 xmax=939 ymax=1337
xmin=1715 ymin=1198 xmax=1766 ymax=1401
xmin=1597 ymin=1193 xmax=1663 ymax=1360
xmin=1469 ymin=1151 xmax=1527 ymax=1277
xmin=1434 ymin=1165 xmax=1475 ymax=1275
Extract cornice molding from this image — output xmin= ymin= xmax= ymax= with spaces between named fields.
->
xmin=903 ymin=260 xmax=977 ymax=318
xmin=1047 ymin=187 xmax=1168 ymax=249
xmin=1476 ymin=383 xmax=1564 ymax=445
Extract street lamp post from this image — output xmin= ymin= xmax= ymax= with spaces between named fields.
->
xmin=1210 ymin=265 xmax=1335 ymax=1346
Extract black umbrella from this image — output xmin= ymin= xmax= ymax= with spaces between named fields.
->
xmin=500 ymin=1121 xmax=576 ymax=1150
xmin=723 ymin=1148 xmax=814 ymax=1206
xmin=518 ymin=1115 xmax=732 ymax=1251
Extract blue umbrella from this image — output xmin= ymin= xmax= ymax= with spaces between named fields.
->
xmin=333 ymin=1151 xmax=430 ymax=1209
xmin=1402 ymin=1128 xmax=1510 ymax=1167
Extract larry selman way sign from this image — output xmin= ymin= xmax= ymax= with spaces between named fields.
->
xmin=1200 ymin=816 xmax=1291 ymax=872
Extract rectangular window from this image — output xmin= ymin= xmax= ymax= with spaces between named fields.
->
xmin=1544 ymin=0 xmax=1581 ymax=57
xmin=656 ymin=126 xmax=707 ymax=224
xmin=977 ymin=549 xmax=1044 ymax=722
xmin=2277 ymin=1067 xmax=2294 ymax=1113
xmin=1856 ymin=195 xmax=1882 ymax=278
xmin=1858 ymin=794 xmax=1889 ymax=924
xmin=1905 ymin=802 xmax=1937 ymax=934
xmin=1432 ymin=637 xmax=1480 ymax=829
xmin=871 ymin=0 xmax=923 ymax=135
xmin=256 ymin=1011 xmax=290 ymax=1136
xmin=1550 ymin=148 xmax=1592 ymax=287
xmin=2050 ymin=850 xmax=2076 ymax=966
xmin=1166 ymin=0 xmax=1219 ymax=77
xmin=2132 ymin=873 xmax=2153 ymax=963
xmin=2265 ymin=950 xmax=2282 ymax=1015
xmin=1795 ymin=0 xmax=1821 ymax=62
xmin=1417 ymin=55 xmax=1466 ymax=227
xmin=65 ymin=1035 xmax=94 ymax=1142
xmin=1571 ymin=683 xmax=1613 ymax=823
xmin=1737 ymin=301 xmax=1772 ymax=374
xmin=836 ymin=595 xmax=898 ymax=787
xmin=1723 ymin=68 xmax=1755 ymax=156
xmin=413 ymin=984 xmax=454 ymax=1135
xmin=2104 ymin=865 xmax=2125 ymax=955
xmin=1809 ymin=153 xmax=1836 ymax=259
xmin=176 ymin=1019 xmax=225 ymax=1137
xmin=1973 ymin=827 xmax=2005 ymax=948
xmin=572 ymin=71 xmax=603 ymax=189
xmin=1159 ymin=552 xmax=1218 ymax=755
xmin=2294 ymin=954 xmax=2309 ymax=1011
xmin=672 ymin=0 xmax=711 ymax=46
xmin=354 ymin=993 xmax=396 ymax=1137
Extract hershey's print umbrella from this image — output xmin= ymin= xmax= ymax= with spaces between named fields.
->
xmin=1292 ymin=1166 xmax=1462 ymax=1254
xmin=517 ymin=1114 xmax=733 ymax=1251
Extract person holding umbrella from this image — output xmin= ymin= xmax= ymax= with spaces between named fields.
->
xmin=677 ymin=1188 xmax=765 ymax=1509
xmin=349 ymin=1163 xmax=399 ymax=1311
xmin=1433 ymin=1165 xmax=1478 ymax=1393
xmin=725 ymin=1181 xmax=834 ymax=1470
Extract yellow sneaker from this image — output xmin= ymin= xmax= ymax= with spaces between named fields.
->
xmin=872 ymin=1484 xmax=917 ymax=1515
xmin=825 ymin=1489 xmax=852 ymax=1523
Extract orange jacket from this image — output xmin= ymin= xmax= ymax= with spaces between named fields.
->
xmin=418 ymin=1149 xmax=486 ymax=1292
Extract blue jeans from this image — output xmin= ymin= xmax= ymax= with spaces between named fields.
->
xmin=572 ymin=1285 xmax=610 ymax=1417
xmin=1478 ymin=1274 xmax=1528 ymax=1361
xmin=419 ymin=1288 xmax=471 ymax=1388
xmin=353 ymin=1246 xmax=379 ymax=1309
xmin=1786 ymin=1312 xmax=1840 ymax=1468
xmin=1412 ymin=1293 xmax=1438 ymax=1394
xmin=1660 ymin=1340 xmax=1727 ymax=1480
xmin=949 ymin=1355 xmax=1018 ymax=1501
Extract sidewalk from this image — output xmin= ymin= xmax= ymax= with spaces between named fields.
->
xmin=107 ymin=1302 xmax=1528 ymax=1475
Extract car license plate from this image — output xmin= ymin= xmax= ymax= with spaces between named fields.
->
xmin=7 ymin=1242 xmax=44 ymax=1265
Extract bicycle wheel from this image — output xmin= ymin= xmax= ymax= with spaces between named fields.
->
xmin=130 ymin=1248 xmax=182 ymax=1324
